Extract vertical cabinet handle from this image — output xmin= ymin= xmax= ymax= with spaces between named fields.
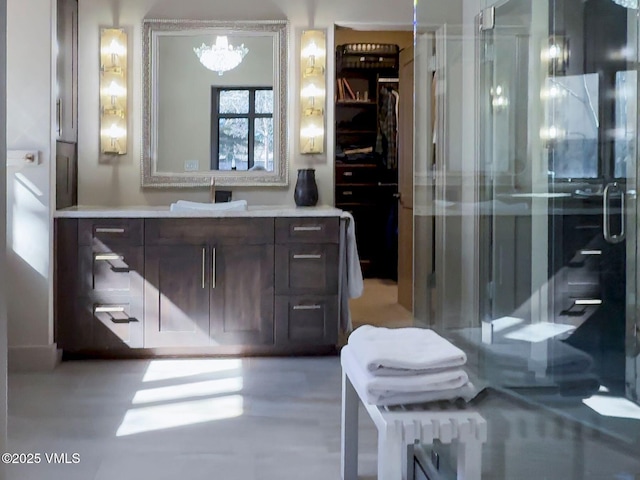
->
xmin=212 ymin=247 xmax=217 ymax=289
xmin=603 ymin=182 xmax=626 ymax=244
xmin=56 ymin=99 xmax=63 ymax=138
xmin=202 ymin=247 xmax=206 ymax=289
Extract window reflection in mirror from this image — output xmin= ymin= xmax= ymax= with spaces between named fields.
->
xmin=546 ymin=74 xmax=599 ymax=179
xmin=212 ymin=87 xmax=274 ymax=171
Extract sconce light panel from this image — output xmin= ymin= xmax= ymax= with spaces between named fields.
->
xmin=100 ymin=28 xmax=128 ymax=155
xmin=300 ymin=29 xmax=326 ymax=154
xmin=542 ymin=35 xmax=569 ymax=76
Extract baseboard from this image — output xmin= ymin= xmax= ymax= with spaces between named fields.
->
xmin=8 ymin=344 xmax=61 ymax=372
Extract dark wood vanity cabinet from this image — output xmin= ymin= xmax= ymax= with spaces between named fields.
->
xmin=144 ymin=218 xmax=274 ymax=348
xmin=55 ymin=215 xmax=339 ymax=355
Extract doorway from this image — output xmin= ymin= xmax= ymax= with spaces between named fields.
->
xmin=333 ymin=26 xmax=414 ymax=327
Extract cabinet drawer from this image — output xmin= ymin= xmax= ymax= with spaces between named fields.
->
xmin=79 ymin=219 xmax=143 ymax=246
xmin=336 ymin=165 xmax=378 ymax=185
xmin=146 ymin=218 xmax=274 ymax=245
xmin=275 ymin=217 xmax=339 ymax=244
xmin=335 ymin=185 xmax=380 ymax=205
xmin=275 ymin=295 xmax=338 ymax=346
xmin=58 ymin=296 xmax=143 ymax=350
xmin=275 ymin=244 xmax=339 ymax=294
xmin=78 ymin=246 xmax=144 ymax=296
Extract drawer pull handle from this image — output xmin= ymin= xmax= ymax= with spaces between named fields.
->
xmin=293 ymin=254 xmax=322 ymax=260
xmin=95 ymin=227 xmax=125 ymax=234
xmin=343 ymin=172 xmax=354 ymax=177
xmin=579 ymin=250 xmax=602 ymax=256
xmin=293 ymin=305 xmax=322 ymax=311
xmin=293 ymin=226 xmax=322 ymax=232
xmin=95 ymin=254 xmax=122 ymax=261
xmin=95 ymin=306 xmax=126 ymax=313
xmin=574 ymin=299 xmax=602 ymax=306
xmin=343 ymin=191 xmax=353 ymax=196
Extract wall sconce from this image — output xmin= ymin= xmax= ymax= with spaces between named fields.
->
xmin=542 ymin=36 xmax=569 ymax=75
xmin=540 ymin=125 xmax=565 ymax=142
xmin=490 ymin=85 xmax=509 ymax=111
xmin=100 ymin=28 xmax=127 ymax=155
xmin=300 ymin=29 xmax=326 ymax=154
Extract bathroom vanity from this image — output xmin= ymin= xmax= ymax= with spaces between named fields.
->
xmin=54 ymin=206 xmax=343 ymax=357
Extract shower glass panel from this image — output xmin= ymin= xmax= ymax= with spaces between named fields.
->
xmin=478 ymin=0 xmax=640 ymax=410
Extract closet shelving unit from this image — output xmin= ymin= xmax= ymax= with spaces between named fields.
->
xmin=335 ymin=43 xmax=400 ymax=278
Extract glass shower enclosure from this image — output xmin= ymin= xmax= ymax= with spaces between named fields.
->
xmin=477 ymin=0 xmax=640 ymax=407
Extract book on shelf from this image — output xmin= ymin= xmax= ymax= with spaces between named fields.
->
xmin=342 ymin=78 xmax=355 ymax=99
xmin=337 ymin=78 xmax=345 ymax=100
xmin=337 ymin=78 xmax=359 ymax=101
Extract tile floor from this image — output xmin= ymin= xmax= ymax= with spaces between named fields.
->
xmin=6 ymin=280 xmax=640 ymax=479
xmin=8 ymin=357 xmax=640 ymax=480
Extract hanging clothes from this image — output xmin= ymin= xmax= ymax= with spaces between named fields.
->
xmin=375 ymin=86 xmax=398 ymax=169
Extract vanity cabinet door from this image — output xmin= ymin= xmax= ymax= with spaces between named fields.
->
xmin=210 ymin=244 xmax=275 ymax=345
xmin=144 ymin=245 xmax=210 ymax=347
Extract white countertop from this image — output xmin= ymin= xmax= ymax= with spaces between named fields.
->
xmin=54 ymin=205 xmax=344 ymax=219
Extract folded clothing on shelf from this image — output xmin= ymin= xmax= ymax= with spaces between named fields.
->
xmin=348 ymin=325 xmax=467 ymax=376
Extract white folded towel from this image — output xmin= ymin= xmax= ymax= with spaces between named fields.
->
xmin=341 ymin=345 xmax=473 ymax=406
xmin=170 ymin=199 xmax=248 ymax=212
xmin=348 ymin=325 xmax=467 ymax=375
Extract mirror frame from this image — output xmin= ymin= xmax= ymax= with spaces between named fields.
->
xmin=142 ymin=19 xmax=289 ymax=187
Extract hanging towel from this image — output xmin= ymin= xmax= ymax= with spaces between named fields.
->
xmin=339 ymin=212 xmax=364 ymax=333
xmin=342 ymin=211 xmax=364 ymax=298
xmin=348 ymin=325 xmax=467 ymax=376
xmin=341 ymin=345 xmax=474 ymax=406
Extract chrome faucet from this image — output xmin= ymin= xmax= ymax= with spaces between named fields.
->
xmin=209 ymin=177 xmax=216 ymax=203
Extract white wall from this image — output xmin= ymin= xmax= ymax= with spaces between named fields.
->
xmin=0 ymin=0 xmax=8 ymax=465
xmin=77 ymin=0 xmax=461 ymax=207
xmin=6 ymin=0 xmax=57 ymax=371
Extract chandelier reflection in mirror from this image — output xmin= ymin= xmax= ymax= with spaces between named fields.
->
xmin=611 ymin=0 xmax=637 ymax=8
xmin=194 ymin=36 xmax=249 ymax=75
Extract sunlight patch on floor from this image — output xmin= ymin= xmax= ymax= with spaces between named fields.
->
xmin=116 ymin=395 xmax=244 ymax=436
xmin=582 ymin=395 xmax=640 ymax=421
xmin=502 ymin=322 xmax=575 ymax=343
xmin=142 ymin=359 xmax=242 ymax=382
xmin=132 ymin=377 xmax=243 ymax=405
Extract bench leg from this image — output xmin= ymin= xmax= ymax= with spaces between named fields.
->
xmin=378 ymin=424 xmax=403 ymax=480
xmin=341 ymin=370 xmax=359 ymax=480
xmin=456 ymin=439 xmax=482 ymax=480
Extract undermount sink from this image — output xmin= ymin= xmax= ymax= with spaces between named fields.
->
xmin=169 ymin=199 xmax=248 ymax=212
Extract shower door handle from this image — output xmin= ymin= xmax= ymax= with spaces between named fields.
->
xmin=603 ymin=182 xmax=625 ymax=244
